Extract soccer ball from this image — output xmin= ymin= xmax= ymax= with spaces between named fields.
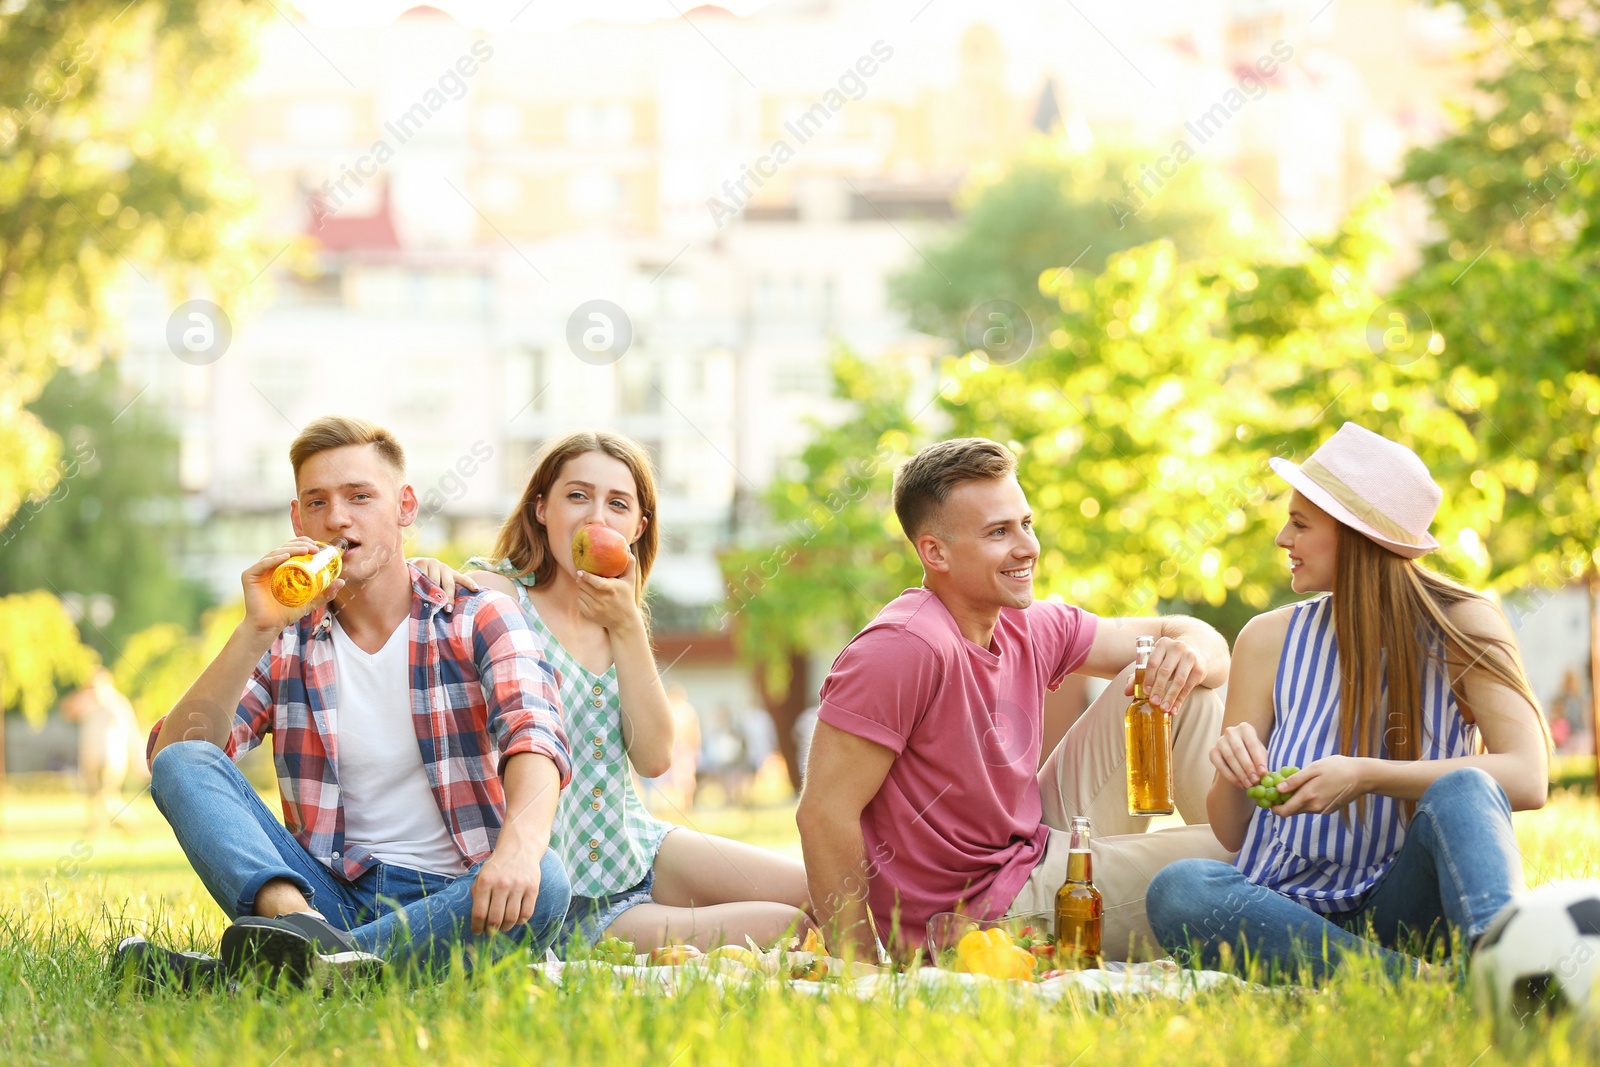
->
xmin=1472 ymin=880 xmax=1600 ymax=1033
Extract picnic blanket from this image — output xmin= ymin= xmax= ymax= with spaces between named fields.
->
xmin=534 ymin=953 xmax=1248 ymax=1004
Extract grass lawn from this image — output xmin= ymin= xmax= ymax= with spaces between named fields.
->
xmin=2 ymin=782 xmax=1598 ymax=1066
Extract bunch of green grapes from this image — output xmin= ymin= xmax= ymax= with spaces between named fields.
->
xmin=1246 ymin=767 xmax=1300 ymax=808
xmin=591 ymin=936 xmax=638 ymax=965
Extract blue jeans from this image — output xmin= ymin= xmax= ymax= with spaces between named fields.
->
xmin=1147 ymin=767 xmax=1521 ymax=981
xmin=150 ymin=741 xmax=571 ymax=973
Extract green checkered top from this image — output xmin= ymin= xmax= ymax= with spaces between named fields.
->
xmin=469 ymin=557 xmax=671 ymax=898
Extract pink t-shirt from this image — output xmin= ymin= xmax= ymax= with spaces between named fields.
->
xmin=818 ymin=587 xmax=1097 ymax=953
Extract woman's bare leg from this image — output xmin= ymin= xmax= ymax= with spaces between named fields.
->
xmin=601 ymin=830 xmax=812 ymax=951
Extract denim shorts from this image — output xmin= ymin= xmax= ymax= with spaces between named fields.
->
xmin=558 ymin=869 xmax=657 ymax=955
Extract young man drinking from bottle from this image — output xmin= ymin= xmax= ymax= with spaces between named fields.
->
xmin=118 ymin=415 xmax=572 ymax=988
xmin=797 ymin=438 xmax=1234 ymax=962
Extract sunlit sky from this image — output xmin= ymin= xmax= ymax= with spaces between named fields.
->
xmin=295 ymin=0 xmax=779 ymax=28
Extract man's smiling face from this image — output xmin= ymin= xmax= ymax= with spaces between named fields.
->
xmin=926 ymin=475 xmax=1039 ymax=611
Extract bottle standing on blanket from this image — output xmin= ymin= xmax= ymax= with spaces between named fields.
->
xmin=1054 ymin=816 xmax=1102 ymax=965
xmin=1125 ymin=634 xmax=1175 ymax=815
xmin=270 ymin=538 xmax=348 ymax=607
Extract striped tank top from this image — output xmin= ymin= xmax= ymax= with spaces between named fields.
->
xmin=1235 ymin=595 xmax=1478 ymax=913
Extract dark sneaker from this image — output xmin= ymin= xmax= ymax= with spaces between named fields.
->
xmin=112 ymin=935 xmax=224 ymax=992
xmin=220 ymin=912 xmax=384 ymax=988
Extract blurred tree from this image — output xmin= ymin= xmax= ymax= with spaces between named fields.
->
xmin=943 ymin=197 xmax=1484 ymax=627
xmin=1400 ymin=0 xmax=1599 ymax=267
xmin=718 ymin=349 xmax=924 ymax=788
xmin=888 ymin=139 xmax=1259 ymax=346
xmin=0 ymin=0 xmax=267 ymax=787
xmin=0 ymin=362 xmax=211 ymax=657
xmin=1397 ymin=0 xmax=1600 ymax=782
xmin=112 ymin=601 xmax=243 ymax=730
xmin=0 ymin=591 xmax=99 ymax=777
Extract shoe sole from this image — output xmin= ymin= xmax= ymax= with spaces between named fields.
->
xmin=220 ymin=925 xmax=383 ymax=989
xmin=114 ymin=936 xmax=224 ymax=992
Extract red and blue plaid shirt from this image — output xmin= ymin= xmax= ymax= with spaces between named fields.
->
xmin=148 ymin=566 xmax=571 ymax=883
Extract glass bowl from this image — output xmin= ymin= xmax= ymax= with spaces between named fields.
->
xmin=924 ymin=910 xmax=1054 ymax=956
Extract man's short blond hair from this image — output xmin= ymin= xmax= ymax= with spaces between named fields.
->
xmin=289 ymin=415 xmax=406 ymax=481
xmin=892 ymin=438 xmax=1017 ymax=542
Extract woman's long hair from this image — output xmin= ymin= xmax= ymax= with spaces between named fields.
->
xmin=488 ymin=431 xmax=659 ymax=614
xmin=1332 ymin=527 xmax=1546 ymax=819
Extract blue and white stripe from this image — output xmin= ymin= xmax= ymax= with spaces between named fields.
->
xmin=1235 ymin=595 xmax=1478 ymax=913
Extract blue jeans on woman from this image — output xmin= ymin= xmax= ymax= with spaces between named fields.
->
xmin=150 ymin=740 xmax=571 ymax=973
xmin=1146 ymin=767 xmax=1521 ymax=982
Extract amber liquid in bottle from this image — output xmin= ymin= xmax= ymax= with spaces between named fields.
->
xmin=1054 ymin=816 xmax=1103 ymax=964
xmin=1126 ymin=635 xmax=1175 ymax=816
xmin=270 ymin=538 xmax=348 ymax=608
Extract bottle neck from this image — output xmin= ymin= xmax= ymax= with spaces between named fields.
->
xmin=1132 ymin=664 xmax=1148 ymax=701
xmin=1065 ymin=848 xmax=1092 ymax=884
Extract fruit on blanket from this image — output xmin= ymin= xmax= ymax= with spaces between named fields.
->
xmin=572 ymin=522 xmax=629 ymax=578
xmin=592 ymin=936 xmax=638 ymax=965
xmin=707 ymin=945 xmax=764 ymax=969
xmin=1246 ymin=766 xmax=1300 ymax=808
xmin=955 ymin=928 xmax=1035 ymax=981
xmin=648 ymin=944 xmax=702 ymax=966
xmin=800 ymin=928 xmax=829 ymax=957
xmin=788 ymin=954 xmax=829 ymax=981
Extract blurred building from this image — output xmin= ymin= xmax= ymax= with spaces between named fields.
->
xmin=117 ymin=0 xmax=1480 ymax=711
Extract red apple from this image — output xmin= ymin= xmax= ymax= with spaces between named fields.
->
xmin=572 ymin=522 xmax=629 ymax=578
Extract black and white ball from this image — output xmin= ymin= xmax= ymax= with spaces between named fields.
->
xmin=1472 ymin=880 xmax=1600 ymax=1031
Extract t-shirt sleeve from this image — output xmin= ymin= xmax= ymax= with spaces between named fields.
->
xmin=817 ymin=626 xmax=940 ymax=755
xmin=1032 ymin=602 xmax=1099 ymax=692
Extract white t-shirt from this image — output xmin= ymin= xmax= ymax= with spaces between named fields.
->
xmin=330 ymin=616 xmax=463 ymax=875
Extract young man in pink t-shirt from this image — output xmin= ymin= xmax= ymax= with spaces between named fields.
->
xmin=797 ymin=438 xmax=1234 ymax=961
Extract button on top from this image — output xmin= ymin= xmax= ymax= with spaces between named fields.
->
xmin=592 ymin=787 xmax=603 ymax=797
xmin=593 ymin=750 xmax=604 ymax=759
xmin=594 ymin=735 xmax=604 ymax=745
xmin=592 ymin=685 xmax=602 ymax=695
xmin=588 ymin=838 xmax=599 ymax=848
xmin=588 ymin=850 xmax=599 ymax=861
xmin=590 ymin=801 xmax=600 ymax=810
xmin=592 ymin=698 xmax=603 ymax=707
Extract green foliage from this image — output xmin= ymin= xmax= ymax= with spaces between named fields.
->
xmin=888 ymin=138 xmax=1258 ymax=344
xmin=1400 ymin=0 xmax=1600 ymax=266
xmin=1394 ymin=1 xmax=1600 ymax=600
xmin=111 ymin=602 xmax=242 ymax=729
xmin=0 ymin=362 xmax=211 ymax=657
xmin=0 ymin=0 xmax=269 ymax=529
xmin=719 ymin=350 xmax=923 ymax=692
xmin=0 ymin=591 xmax=98 ymax=725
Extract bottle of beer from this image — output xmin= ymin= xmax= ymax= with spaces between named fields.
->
xmin=1126 ymin=634 xmax=1175 ymax=815
xmin=270 ymin=538 xmax=349 ymax=608
xmin=1054 ymin=816 xmax=1102 ymax=964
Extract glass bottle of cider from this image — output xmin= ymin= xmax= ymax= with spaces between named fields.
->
xmin=270 ymin=538 xmax=349 ymax=607
xmin=1126 ymin=634 xmax=1175 ymax=815
xmin=1054 ymin=816 xmax=1102 ymax=964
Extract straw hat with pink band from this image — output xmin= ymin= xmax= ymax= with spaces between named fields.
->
xmin=1268 ymin=422 xmax=1442 ymax=559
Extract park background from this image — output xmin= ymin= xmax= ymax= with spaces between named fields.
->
xmin=3 ymin=1 xmax=1600 ymax=1063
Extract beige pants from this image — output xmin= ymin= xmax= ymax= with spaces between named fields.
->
xmin=1007 ymin=665 xmax=1235 ymax=960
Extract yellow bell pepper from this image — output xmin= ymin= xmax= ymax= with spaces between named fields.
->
xmin=954 ymin=928 xmax=1034 ymax=980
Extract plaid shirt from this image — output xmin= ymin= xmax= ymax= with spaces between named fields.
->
xmin=147 ymin=566 xmax=571 ymax=883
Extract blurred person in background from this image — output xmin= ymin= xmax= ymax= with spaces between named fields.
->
xmin=61 ymin=668 xmax=143 ymax=834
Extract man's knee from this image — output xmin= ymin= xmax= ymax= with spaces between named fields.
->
xmin=149 ymin=740 xmax=229 ymax=805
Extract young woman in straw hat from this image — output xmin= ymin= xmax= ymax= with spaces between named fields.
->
xmin=1146 ymin=423 xmax=1550 ymax=980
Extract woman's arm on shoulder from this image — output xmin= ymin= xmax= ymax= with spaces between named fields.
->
xmin=470 ymin=570 xmax=517 ymax=597
xmin=1206 ymin=607 xmax=1291 ymax=852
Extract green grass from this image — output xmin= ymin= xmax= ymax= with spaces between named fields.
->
xmin=3 ymin=785 xmax=1598 ymax=1066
